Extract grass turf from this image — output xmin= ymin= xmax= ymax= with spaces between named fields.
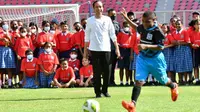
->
xmin=0 ymin=86 xmax=200 ymax=112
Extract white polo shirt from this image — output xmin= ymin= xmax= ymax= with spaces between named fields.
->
xmin=85 ymin=15 xmax=116 ymax=52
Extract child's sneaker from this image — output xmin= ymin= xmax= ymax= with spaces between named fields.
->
xmin=171 ymin=83 xmax=179 ymax=101
xmin=125 ymin=83 xmax=129 ymax=86
xmin=122 ymin=101 xmax=136 ymax=112
xmin=120 ymin=83 xmax=124 ymax=86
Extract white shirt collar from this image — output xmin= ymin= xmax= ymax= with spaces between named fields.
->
xmin=27 ymin=58 xmax=33 ymax=62
xmin=44 ymin=50 xmax=52 ymax=54
xmin=176 ymin=29 xmax=183 ymax=34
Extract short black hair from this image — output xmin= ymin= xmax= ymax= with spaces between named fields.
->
xmin=59 ymin=58 xmax=68 ymax=64
xmin=60 ymin=21 xmax=68 ymax=26
xmin=42 ymin=20 xmax=49 ymax=27
xmin=19 ymin=26 xmax=27 ymax=32
xmin=25 ymin=49 xmax=33 ymax=55
xmin=29 ymin=22 xmax=38 ymax=31
xmin=127 ymin=11 xmax=135 ymax=17
xmin=193 ymin=12 xmax=200 ymax=15
xmin=73 ymin=22 xmax=80 ymax=26
xmin=81 ymin=18 xmax=87 ymax=23
xmin=10 ymin=20 xmax=17 ymax=25
xmin=92 ymin=0 xmax=103 ymax=8
xmin=142 ymin=11 xmax=156 ymax=19
xmin=107 ymin=8 xmax=114 ymax=13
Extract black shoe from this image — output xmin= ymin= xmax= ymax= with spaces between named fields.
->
xmin=102 ymin=93 xmax=111 ymax=97
xmin=125 ymin=83 xmax=129 ymax=86
xmin=109 ymin=82 xmax=117 ymax=86
xmin=96 ymin=94 xmax=102 ymax=98
xmin=130 ymin=81 xmax=134 ymax=86
xmin=119 ymin=83 xmax=124 ymax=86
xmin=8 ymin=86 xmax=12 ymax=88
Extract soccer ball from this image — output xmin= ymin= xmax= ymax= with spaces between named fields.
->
xmin=82 ymin=99 xmax=100 ymax=112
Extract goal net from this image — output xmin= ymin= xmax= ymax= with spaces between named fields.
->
xmin=0 ymin=4 xmax=80 ymax=31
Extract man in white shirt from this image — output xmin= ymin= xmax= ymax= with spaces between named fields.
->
xmin=83 ymin=0 xmax=120 ymax=98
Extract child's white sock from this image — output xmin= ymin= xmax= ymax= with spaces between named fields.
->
xmin=8 ymin=79 xmax=12 ymax=86
xmin=126 ymin=81 xmax=128 ymax=84
xmin=149 ymin=74 xmax=153 ymax=82
xmin=195 ymin=79 xmax=199 ymax=81
xmin=120 ymin=81 xmax=123 ymax=84
xmin=19 ymin=81 xmax=22 ymax=84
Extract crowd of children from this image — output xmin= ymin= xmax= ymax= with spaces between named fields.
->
xmin=0 ymin=11 xmax=200 ymax=89
xmin=0 ymin=18 xmax=94 ymax=89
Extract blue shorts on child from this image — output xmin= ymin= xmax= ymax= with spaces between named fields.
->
xmin=136 ymin=52 xmax=169 ymax=84
xmin=39 ymin=72 xmax=54 ymax=88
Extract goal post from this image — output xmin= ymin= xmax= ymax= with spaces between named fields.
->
xmin=0 ymin=4 xmax=80 ymax=30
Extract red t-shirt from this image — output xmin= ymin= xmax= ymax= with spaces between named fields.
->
xmin=172 ymin=29 xmax=190 ymax=43
xmin=54 ymin=67 xmax=75 ymax=83
xmin=37 ymin=32 xmax=56 ymax=47
xmin=80 ymin=65 xmax=93 ymax=78
xmin=71 ymin=30 xmax=85 ymax=48
xmin=21 ymin=58 xmax=38 ymax=77
xmin=164 ymin=33 xmax=174 ymax=46
xmin=190 ymin=30 xmax=200 ymax=46
xmin=38 ymin=52 xmax=59 ymax=72
xmin=10 ymin=30 xmax=19 ymax=46
xmin=67 ymin=59 xmax=80 ymax=70
xmin=170 ymin=25 xmax=176 ymax=34
xmin=56 ymin=32 xmax=73 ymax=52
xmin=0 ymin=32 xmax=11 ymax=46
xmin=117 ymin=31 xmax=132 ymax=48
xmin=14 ymin=37 xmax=34 ymax=57
xmin=130 ymin=28 xmax=140 ymax=54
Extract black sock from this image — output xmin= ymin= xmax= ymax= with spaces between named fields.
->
xmin=131 ymin=86 xmax=141 ymax=105
xmin=167 ymin=82 xmax=175 ymax=89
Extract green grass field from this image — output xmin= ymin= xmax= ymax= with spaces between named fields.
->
xmin=0 ymin=69 xmax=200 ymax=112
xmin=0 ymin=86 xmax=200 ymax=112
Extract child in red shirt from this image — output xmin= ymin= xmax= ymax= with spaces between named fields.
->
xmin=71 ymin=22 xmax=85 ymax=60
xmin=67 ymin=49 xmax=80 ymax=81
xmin=190 ymin=19 xmax=200 ymax=84
xmin=14 ymin=27 xmax=34 ymax=87
xmin=117 ymin=21 xmax=132 ymax=86
xmin=28 ymin=22 xmax=39 ymax=57
xmin=56 ymin=21 xmax=73 ymax=59
xmin=38 ymin=42 xmax=59 ymax=88
xmin=21 ymin=49 xmax=39 ymax=88
xmin=0 ymin=21 xmax=16 ymax=88
xmin=53 ymin=58 xmax=76 ymax=88
xmin=172 ymin=20 xmax=193 ymax=85
xmin=79 ymin=58 xmax=93 ymax=87
xmin=161 ymin=23 xmax=176 ymax=82
xmin=37 ymin=20 xmax=56 ymax=56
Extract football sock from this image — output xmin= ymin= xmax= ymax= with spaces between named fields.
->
xmin=167 ymin=82 xmax=175 ymax=89
xmin=120 ymin=81 xmax=123 ymax=84
xmin=131 ymin=86 xmax=141 ymax=104
xmin=126 ymin=81 xmax=128 ymax=84
xmin=19 ymin=81 xmax=22 ymax=84
xmin=8 ymin=79 xmax=12 ymax=86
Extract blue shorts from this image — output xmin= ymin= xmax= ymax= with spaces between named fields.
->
xmin=136 ymin=52 xmax=169 ymax=85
